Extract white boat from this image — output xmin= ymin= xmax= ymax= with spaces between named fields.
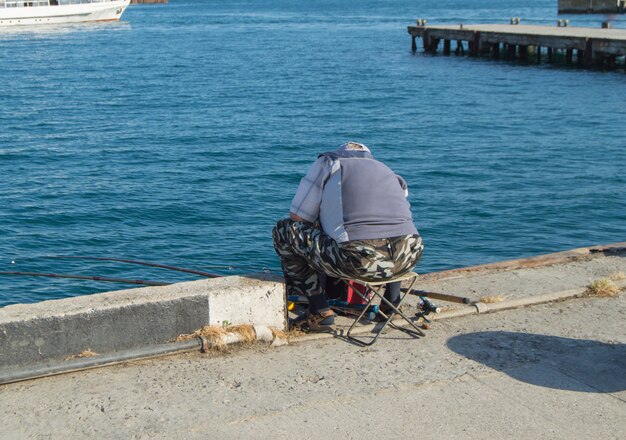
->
xmin=0 ymin=0 xmax=130 ymax=26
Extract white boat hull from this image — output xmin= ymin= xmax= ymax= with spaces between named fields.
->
xmin=0 ymin=1 xmax=130 ymax=26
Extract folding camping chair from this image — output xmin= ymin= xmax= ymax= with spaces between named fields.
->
xmin=342 ymin=271 xmax=424 ymax=346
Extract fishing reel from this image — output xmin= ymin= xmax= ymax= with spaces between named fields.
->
xmin=416 ymin=296 xmax=440 ymax=329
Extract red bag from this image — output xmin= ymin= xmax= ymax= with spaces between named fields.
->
xmin=346 ymin=281 xmax=369 ymax=304
xmin=325 ymin=277 xmax=370 ymax=304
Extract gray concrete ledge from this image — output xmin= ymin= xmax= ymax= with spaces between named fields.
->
xmin=0 ymin=273 xmax=286 ymax=369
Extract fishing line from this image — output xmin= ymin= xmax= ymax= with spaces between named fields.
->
xmin=1 ymin=255 xmax=280 ymax=292
xmin=4 ymin=255 xmax=279 ymax=275
xmin=195 ymin=264 xmax=281 ymax=273
xmin=50 ymin=255 xmax=220 ymax=278
xmin=0 ymin=271 xmax=169 ymax=286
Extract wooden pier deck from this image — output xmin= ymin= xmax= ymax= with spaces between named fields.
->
xmin=408 ymin=23 xmax=626 ymax=67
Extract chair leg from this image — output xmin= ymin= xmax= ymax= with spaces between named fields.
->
xmin=345 ymin=285 xmax=377 ymax=343
xmin=346 ymin=276 xmax=424 ymax=345
xmin=387 ymin=279 xmax=426 ymax=337
xmin=346 ymin=285 xmax=386 ymax=346
xmin=375 ymin=276 xmax=425 ymax=338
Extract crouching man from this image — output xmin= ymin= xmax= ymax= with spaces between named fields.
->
xmin=272 ymin=142 xmax=423 ymax=331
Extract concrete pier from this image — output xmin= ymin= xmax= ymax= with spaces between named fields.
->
xmin=558 ymin=0 xmax=625 ymax=14
xmin=408 ymin=23 xmax=626 ymax=68
xmin=1 ymin=243 xmax=625 ymax=438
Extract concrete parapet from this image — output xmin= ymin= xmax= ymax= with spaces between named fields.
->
xmin=0 ymin=274 xmax=285 ymax=369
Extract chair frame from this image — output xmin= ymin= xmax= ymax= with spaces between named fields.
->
xmin=344 ymin=271 xmax=424 ymax=345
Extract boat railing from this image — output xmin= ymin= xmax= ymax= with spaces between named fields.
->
xmin=4 ymin=1 xmax=50 ymax=7
xmin=2 ymin=0 xmax=120 ymax=7
xmin=58 ymin=0 xmax=120 ymax=4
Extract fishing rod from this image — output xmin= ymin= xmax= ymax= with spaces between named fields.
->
xmin=50 ymin=255 xmax=220 ymax=278
xmin=406 ymin=288 xmax=472 ymax=304
xmin=0 ymin=271 xmax=169 ymax=286
xmin=2 ymin=256 xmax=273 ymax=289
xmin=196 ymin=263 xmax=281 ymax=273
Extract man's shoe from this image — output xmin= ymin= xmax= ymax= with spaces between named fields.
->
xmin=307 ymin=309 xmax=337 ymax=332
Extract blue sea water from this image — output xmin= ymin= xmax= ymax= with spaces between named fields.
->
xmin=0 ymin=0 xmax=625 ymax=307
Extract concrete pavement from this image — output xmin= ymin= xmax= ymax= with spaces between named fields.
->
xmin=1 ymin=254 xmax=624 ymax=438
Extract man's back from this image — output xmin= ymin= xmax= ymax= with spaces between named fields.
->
xmin=319 ymin=152 xmax=417 ymax=243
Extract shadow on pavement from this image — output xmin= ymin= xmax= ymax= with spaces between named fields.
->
xmin=447 ymin=331 xmax=626 ymax=393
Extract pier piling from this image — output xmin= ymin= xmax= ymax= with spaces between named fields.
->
xmin=584 ymin=38 xmax=593 ymax=65
xmin=455 ymin=40 xmax=465 ymax=55
xmin=492 ymin=43 xmax=500 ymax=59
xmin=519 ymin=45 xmax=528 ymax=61
xmin=507 ymin=43 xmax=516 ymax=59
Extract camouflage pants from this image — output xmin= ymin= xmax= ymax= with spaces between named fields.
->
xmin=272 ymin=218 xmax=423 ymax=298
